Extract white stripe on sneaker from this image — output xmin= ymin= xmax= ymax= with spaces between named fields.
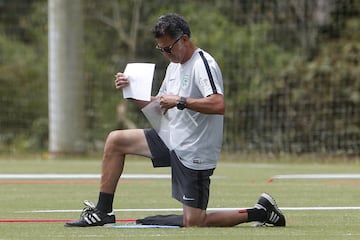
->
xmin=269 ymin=212 xmax=280 ymax=223
xmin=84 ymin=216 xmax=92 ymax=224
xmin=93 ymin=213 xmax=101 ymax=222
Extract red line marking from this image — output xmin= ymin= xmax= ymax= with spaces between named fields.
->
xmin=0 ymin=180 xmax=99 ymax=185
xmin=0 ymin=219 xmax=136 ymax=223
xmin=0 ymin=180 xmax=149 ymax=185
xmin=323 ymin=180 xmax=360 ymax=185
xmin=266 ymin=178 xmax=274 ymax=183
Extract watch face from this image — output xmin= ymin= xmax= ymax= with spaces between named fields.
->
xmin=177 ymin=102 xmax=185 ymax=110
xmin=177 ymin=97 xmax=186 ymax=110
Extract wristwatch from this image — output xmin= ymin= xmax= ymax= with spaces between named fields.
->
xmin=176 ymin=96 xmax=187 ymax=110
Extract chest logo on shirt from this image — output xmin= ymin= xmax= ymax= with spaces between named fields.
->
xmin=181 ymin=74 xmax=190 ymax=89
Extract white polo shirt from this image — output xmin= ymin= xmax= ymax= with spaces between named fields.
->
xmin=157 ymin=48 xmax=224 ymax=170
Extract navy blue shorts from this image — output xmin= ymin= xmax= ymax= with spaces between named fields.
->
xmin=144 ymin=129 xmax=214 ymax=210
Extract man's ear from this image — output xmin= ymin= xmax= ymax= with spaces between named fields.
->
xmin=182 ymin=34 xmax=190 ymax=42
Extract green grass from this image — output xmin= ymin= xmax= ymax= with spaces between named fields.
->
xmin=1 ymin=156 xmax=360 ymax=239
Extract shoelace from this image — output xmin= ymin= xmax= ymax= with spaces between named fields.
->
xmin=80 ymin=200 xmax=97 ymax=218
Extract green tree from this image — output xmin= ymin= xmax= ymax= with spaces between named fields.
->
xmin=0 ymin=0 xmax=47 ymax=152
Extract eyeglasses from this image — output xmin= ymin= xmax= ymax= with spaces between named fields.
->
xmin=156 ymin=35 xmax=183 ymax=54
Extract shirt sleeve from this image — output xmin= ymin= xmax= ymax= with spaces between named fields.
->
xmin=194 ymin=56 xmax=224 ymax=97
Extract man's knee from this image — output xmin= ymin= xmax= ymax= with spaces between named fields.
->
xmin=104 ymin=130 xmax=125 ymax=152
xmin=183 ymin=214 xmax=206 ymax=227
xmin=106 ymin=130 xmax=131 ymax=146
xmin=106 ymin=130 xmax=121 ymax=141
xmin=104 ymin=129 xmax=150 ymax=157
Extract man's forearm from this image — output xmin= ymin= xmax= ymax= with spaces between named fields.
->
xmin=129 ymin=96 xmax=157 ymax=109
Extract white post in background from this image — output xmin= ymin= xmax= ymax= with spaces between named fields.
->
xmin=48 ymin=0 xmax=85 ymax=155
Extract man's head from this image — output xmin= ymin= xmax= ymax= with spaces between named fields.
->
xmin=152 ymin=14 xmax=195 ymax=64
xmin=152 ymin=13 xmax=191 ymax=39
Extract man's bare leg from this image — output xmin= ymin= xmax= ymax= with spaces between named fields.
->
xmin=96 ymin=129 xmax=152 ymax=213
xmin=182 ymin=205 xmax=265 ymax=227
xmin=65 ymin=129 xmax=152 ymax=227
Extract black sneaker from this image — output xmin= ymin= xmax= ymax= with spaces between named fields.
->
xmin=64 ymin=200 xmax=116 ymax=227
xmin=255 ymin=193 xmax=286 ymax=227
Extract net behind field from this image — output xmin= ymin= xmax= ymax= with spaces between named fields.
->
xmin=0 ymin=0 xmax=359 ymax=156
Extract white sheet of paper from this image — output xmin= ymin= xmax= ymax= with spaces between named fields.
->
xmin=141 ymin=99 xmax=171 ymax=148
xmin=141 ymin=99 xmax=199 ymax=150
xmin=123 ymin=63 xmax=155 ymax=101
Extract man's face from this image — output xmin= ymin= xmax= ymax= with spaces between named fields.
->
xmin=155 ymin=35 xmax=185 ymax=63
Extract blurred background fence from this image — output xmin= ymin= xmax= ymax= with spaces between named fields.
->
xmin=0 ymin=0 xmax=359 ymax=157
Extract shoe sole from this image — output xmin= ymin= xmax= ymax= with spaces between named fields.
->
xmin=260 ymin=193 xmax=281 ymax=211
xmin=103 ymin=223 xmax=116 ymax=227
xmin=64 ymin=222 xmax=115 ymax=228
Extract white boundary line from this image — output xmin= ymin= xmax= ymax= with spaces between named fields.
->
xmin=16 ymin=206 xmax=360 ymax=213
xmin=5 ymin=173 xmax=359 ymax=180
xmin=271 ymin=174 xmax=360 ymax=180
xmin=0 ymin=174 xmax=170 ymax=179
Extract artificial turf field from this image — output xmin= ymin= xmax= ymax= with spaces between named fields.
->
xmin=1 ymin=155 xmax=360 ymax=240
